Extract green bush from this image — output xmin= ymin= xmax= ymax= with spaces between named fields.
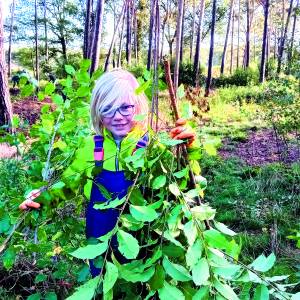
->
xmin=215 ymin=67 xmax=259 ymax=87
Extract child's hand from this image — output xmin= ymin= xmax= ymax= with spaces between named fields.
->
xmin=170 ymin=118 xmax=196 ymax=147
xmin=19 ymin=189 xmax=41 ymax=210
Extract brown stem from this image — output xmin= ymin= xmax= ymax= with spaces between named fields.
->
xmin=163 ymin=58 xmax=210 ymax=230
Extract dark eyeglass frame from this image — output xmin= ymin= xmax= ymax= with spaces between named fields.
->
xmin=101 ymin=104 xmax=135 ymax=118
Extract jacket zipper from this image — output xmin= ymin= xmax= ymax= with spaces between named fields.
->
xmin=115 ymin=140 xmax=121 ymax=171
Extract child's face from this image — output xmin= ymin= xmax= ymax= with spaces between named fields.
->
xmin=101 ymin=101 xmax=135 ymax=139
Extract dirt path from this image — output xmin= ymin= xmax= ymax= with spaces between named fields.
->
xmin=219 ymin=129 xmax=300 ymax=165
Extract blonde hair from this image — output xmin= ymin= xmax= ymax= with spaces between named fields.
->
xmin=90 ymin=69 xmax=149 ymax=134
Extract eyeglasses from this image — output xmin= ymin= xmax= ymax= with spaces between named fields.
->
xmin=101 ymin=104 xmax=135 ymax=118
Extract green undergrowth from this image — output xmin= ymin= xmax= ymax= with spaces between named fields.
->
xmin=201 ymin=153 xmax=300 ymax=275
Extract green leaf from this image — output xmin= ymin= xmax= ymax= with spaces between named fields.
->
xmin=119 ymin=265 xmax=155 ymax=282
xmin=133 ymin=114 xmax=147 ymax=121
xmin=65 ymin=65 xmax=76 ymax=75
xmin=162 ymin=257 xmax=192 ymax=282
xmin=152 ymin=175 xmax=167 ymax=189
xmin=117 ymin=229 xmax=139 ymax=259
xmin=51 ymin=181 xmax=65 ymax=190
xmin=129 ymin=204 xmax=158 ymax=222
xmin=80 ymin=59 xmax=91 ymax=70
xmin=149 ymin=264 xmax=165 ymax=290
xmin=169 ymin=183 xmax=181 ymax=197
xmin=0 ymin=214 xmax=10 ymax=233
xmin=76 ymin=86 xmax=90 ymax=97
xmin=214 ymin=221 xmax=236 ymax=236
xmin=177 ymin=84 xmax=185 ymax=99
xmin=250 ymin=253 xmax=276 ymax=273
xmin=158 ymin=281 xmax=185 ymax=300
xmin=253 ymin=284 xmax=269 ymax=300
xmin=192 ymin=258 xmax=210 ymax=286
xmin=52 ymin=94 xmax=64 ymax=105
xmin=69 ymin=241 xmax=108 ymax=259
xmin=183 ymin=220 xmax=197 ymax=246
xmin=3 ymin=248 xmax=16 ymax=270
xmin=186 ymin=239 xmax=203 ymax=268
xmin=45 ymin=82 xmax=56 ymax=95
xmin=191 ymin=205 xmax=216 ymax=221
xmin=77 ymin=265 xmax=90 ymax=282
xmin=173 ymin=167 xmax=189 ymax=179
xmin=35 ymin=273 xmax=47 ymax=283
xmin=291 ymin=293 xmax=300 ymax=300
xmin=45 ymin=292 xmax=57 ymax=300
xmin=66 ymin=276 xmax=100 ymax=300
xmin=192 ymin=286 xmax=210 ymax=300
xmin=239 ymin=282 xmax=251 ymax=300
xmin=214 ymin=278 xmax=239 ymax=300
xmin=103 ymin=262 xmax=118 ymax=294
xmin=213 ymin=264 xmax=241 ymax=279
xmin=135 ymin=79 xmax=152 ymax=95
xmin=27 ymin=293 xmax=41 ymax=300
xmin=94 ymin=197 xmax=125 ymax=210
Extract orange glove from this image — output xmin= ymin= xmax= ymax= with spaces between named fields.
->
xmin=170 ymin=118 xmax=196 ymax=147
xmin=19 ymin=189 xmax=41 ymax=210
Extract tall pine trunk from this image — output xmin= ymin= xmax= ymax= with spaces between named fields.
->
xmin=237 ymin=0 xmax=241 ymax=68
xmin=147 ymin=0 xmax=155 ymax=70
xmin=34 ymin=0 xmax=39 ymax=82
xmin=8 ymin=0 xmax=15 ymax=78
xmin=0 ymin=1 xmax=13 ymax=129
xmin=179 ymin=0 xmax=185 ymax=64
xmin=193 ymin=0 xmax=205 ymax=87
xmin=83 ymin=0 xmax=93 ymax=59
xmin=230 ymin=9 xmax=235 ymax=74
xmin=189 ymin=0 xmax=196 ymax=62
xmin=205 ymin=0 xmax=217 ymax=97
xmin=220 ymin=0 xmax=234 ymax=75
xmin=133 ymin=7 xmax=138 ymax=63
xmin=287 ymin=0 xmax=299 ymax=73
xmin=90 ymin=0 xmax=105 ymax=74
xmin=174 ymin=0 xmax=184 ymax=91
xmin=104 ymin=0 xmax=127 ymax=71
xmin=259 ymin=0 xmax=269 ymax=83
xmin=118 ymin=4 xmax=126 ymax=67
xmin=244 ymin=0 xmax=250 ymax=68
xmin=43 ymin=0 xmax=48 ymax=63
xmin=277 ymin=0 xmax=294 ymax=74
xmin=126 ymin=0 xmax=132 ymax=65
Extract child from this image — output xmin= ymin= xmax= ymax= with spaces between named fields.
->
xmin=19 ymin=69 xmax=196 ymax=276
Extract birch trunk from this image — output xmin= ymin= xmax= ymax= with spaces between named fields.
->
xmin=34 ymin=0 xmax=39 ymax=82
xmin=189 ymin=0 xmax=196 ymax=62
xmin=126 ymin=0 xmax=132 ymax=65
xmin=230 ymin=9 xmax=235 ymax=74
xmin=237 ymin=0 xmax=240 ymax=68
xmin=244 ymin=0 xmax=250 ymax=68
xmin=43 ymin=0 xmax=48 ymax=63
xmin=179 ymin=0 xmax=185 ymax=64
xmin=118 ymin=4 xmax=126 ymax=67
xmin=147 ymin=0 xmax=155 ymax=70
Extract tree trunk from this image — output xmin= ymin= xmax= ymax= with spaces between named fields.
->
xmin=237 ymin=0 xmax=240 ymax=68
xmin=34 ymin=0 xmax=39 ymax=82
xmin=0 ymin=1 xmax=13 ymax=129
xmin=189 ymin=0 xmax=196 ymax=62
xmin=43 ymin=0 xmax=48 ymax=63
xmin=205 ymin=0 xmax=217 ymax=97
xmin=126 ymin=0 xmax=133 ymax=65
xmin=220 ymin=0 xmax=234 ymax=75
xmin=174 ymin=0 xmax=184 ymax=91
xmin=193 ymin=0 xmax=205 ymax=86
xmin=133 ymin=7 xmax=138 ymax=63
xmin=277 ymin=0 xmax=294 ymax=74
xmin=259 ymin=0 xmax=269 ymax=83
xmin=179 ymin=0 xmax=185 ymax=64
xmin=90 ymin=0 xmax=105 ymax=74
xmin=147 ymin=0 xmax=155 ymax=70
xmin=230 ymin=9 xmax=235 ymax=74
xmin=83 ymin=0 xmax=93 ymax=59
xmin=118 ymin=3 xmax=126 ymax=67
xmin=244 ymin=0 xmax=250 ymax=68
xmin=287 ymin=0 xmax=299 ymax=73
xmin=8 ymin=0 xmax=15 ymax=78
xmin=104 ymin=0 xmax=127 ymax=71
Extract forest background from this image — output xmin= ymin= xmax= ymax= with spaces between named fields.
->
xmin=0 ymin=0 xmax=299 ymax=299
